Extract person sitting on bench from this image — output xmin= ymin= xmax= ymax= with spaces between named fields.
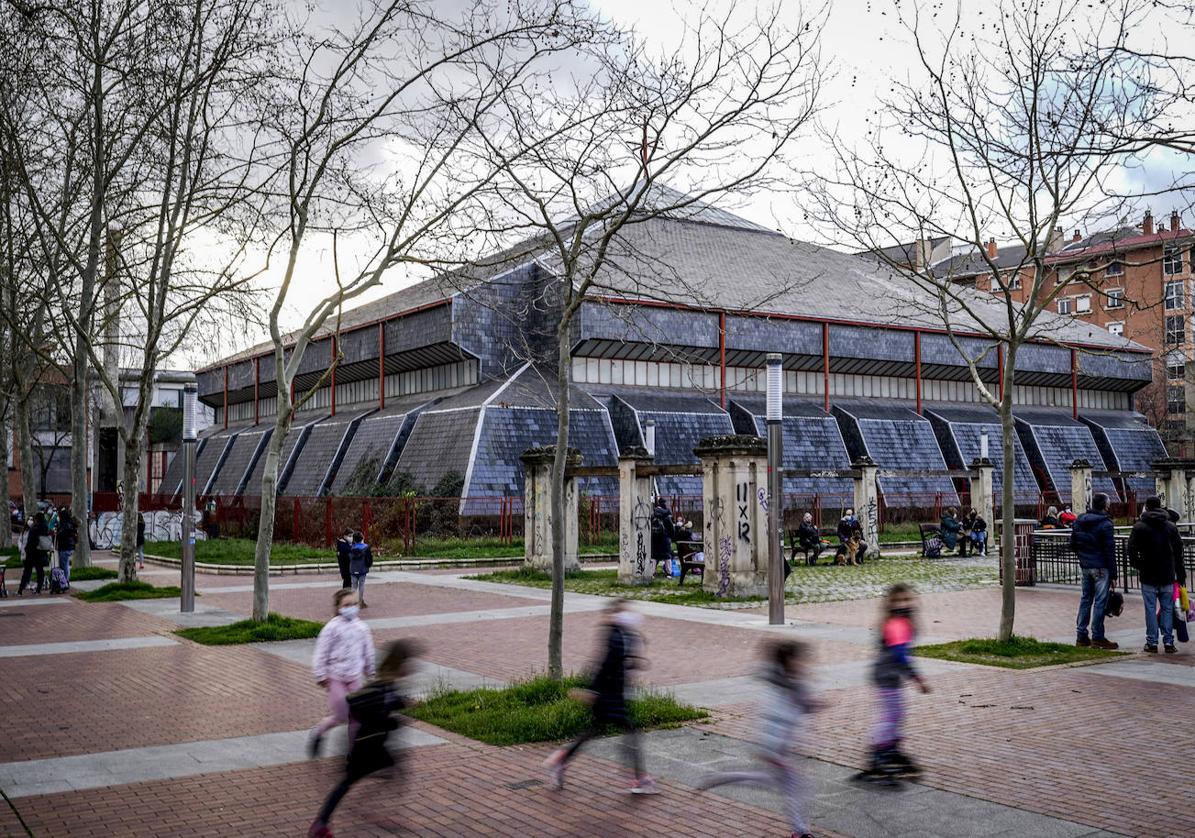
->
xmin=795 ymin=513 xmax=824 ymax=566
xmin=836 ymin=509 xmax=867 ymax=565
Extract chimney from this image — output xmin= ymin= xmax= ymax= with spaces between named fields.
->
xmin=1171 ymin=210 xmax=1181 ymax=232
xmin=1143 ymin=209 xmax=1154 ymax=236
xmin=1072 ymin=229 xmax=1082 ymax=243
xmin=1048 ymin=226 xmax=1063 ymax=252
xmin=986 ymin=237 xmax=998 ymax=259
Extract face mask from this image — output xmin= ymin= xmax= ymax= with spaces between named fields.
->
xmin=891 ymin=606 xmax=913 ymax=618
xmin=339 ymin=605 xmax=359 ymax=620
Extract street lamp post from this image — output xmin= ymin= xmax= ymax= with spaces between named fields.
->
xmin=766 ymin=354 xmax=784 ymax=625
xmin=180 ymin=384 xmax=197 ymax=613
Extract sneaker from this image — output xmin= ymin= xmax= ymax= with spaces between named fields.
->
xmin=1165 ymin=644 xmax=1178 ymax=654
xmin=307 ymin=732 xmax=322 ymax=759
xmin=360 ymin=601 xmax=368 ymax=609
xmin=307 ymin=820 xmax=332 ymax=838
xmin=629 ymin=777 xmax=659 ymax=794
xmin=1075 ymin=636 xmax=1091 ymax=647
xmin=1091 ymin=639 xmax=1119 ymax=650
xmin=1144 ymin=643 xmax=1159 ymax=653
xmin=542 ymin=749 xmax=565 ymax=790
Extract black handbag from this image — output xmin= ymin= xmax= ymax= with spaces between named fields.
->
xmin=1105 ymin=590 xmax=1124 ymax=618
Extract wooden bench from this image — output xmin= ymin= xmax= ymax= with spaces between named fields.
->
xmin=675 ymin=540 xmax=705 ymax=585
xmin=919 ymin=523 xmax=942 ymax=556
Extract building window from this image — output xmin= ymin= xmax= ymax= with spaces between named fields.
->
xmin=1107 ymin=322 xmax=1124 ymax=337
xmin=1166 ymin=314 xmax=1185 ymax=345
xmin=1056 ymin=265 xmax=1075 ymax=285
xmin=1167 ymin=353 xmax=1186 ymax=380
xmin=1074 ymin=295 xmax=1091 ymax=314
xmin=1105 ymin=288 xmax=1124 ymax=309
xmin=1057 ymin=297 xmax=1072 ymax=315
xmin=1165 ymin=280 xmax=1185 ymax=310
xmin=1164 ymin=247 xmax=1182 ymax=275
xmin=1105 ymin=260 xmax=1123 ymax=276
xmin=1167 ymin=385 xmax=1184 ymax=415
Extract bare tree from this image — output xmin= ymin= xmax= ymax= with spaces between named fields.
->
xmin=455 ymin=3 xmax=825 ymax=677
xmin=1 ymin=0 xmax=275 ymax=581
xmin=242 ymin=0 xmax=604 ymax=621
xmin=812 ymin=0 xmax=1177 ymax=640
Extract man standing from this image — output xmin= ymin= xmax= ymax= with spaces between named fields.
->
xmin=1071 ymin=493 xmax=1118 ymax=649
xmin=1128 ymin=496 xmax=1186 ymax=654
xmin=650 ymin=498 xmax=675 ymax=576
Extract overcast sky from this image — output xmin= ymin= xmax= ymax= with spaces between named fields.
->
xmin=192 ymin=0 xmax=1189 ymax=367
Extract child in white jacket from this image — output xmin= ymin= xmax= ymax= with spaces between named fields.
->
xmin=308 ymin=588 xmax=375 ymax=758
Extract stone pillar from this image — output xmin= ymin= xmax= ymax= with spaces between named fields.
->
xmin=695 ymin=435 xmax=768 ymax=598
xmin=1069 ymin=458 xmax=1093 ymax=514
xmin=1154 ymin=458 xmax=1195 ymax=521
xmin=618 ymin=446 xmax=656 ymax=585
xmin=520 ymin=446 xmax=581 ymax=574
xmin=969 ymin=457 xmax=994 ymax=529
xmin=852 ymin=456 xmax=880 ymax=558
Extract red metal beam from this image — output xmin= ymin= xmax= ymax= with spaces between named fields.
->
xmin=914 ymin=330 xmax=922 ymax=415
xmin=253 ymin=357 xmax=260 ymax=425
xmin=330 ymin=334 xmax=337 ymax=417
xmin=378 ymin=322 xmax=386 ymax=409
xmin=822 ymin=322 xmax=830 ymax=413
xmin=222 ymin=366 xmax=229 ymax=429
xmin=718 ymin=311 xmax=727 ymax=409
xmin=1070 ymin=347 xmax=1078 ymax=419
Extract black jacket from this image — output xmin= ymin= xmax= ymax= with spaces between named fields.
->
xmin=136 ymin=519 xmax=146 ymax=548
xmin=336 ymin=538 xmax=352 ymax=566
xmin=1070 ymin=511 xmax=1116 ymax=577
xmin=1128 ymin=509 xmax=1185 ymax=587
xmin=590 ymin=623 xmax=636 ymax=720
xmin=796 ymin=522 xmax=820 ymax=549
xmin=837 ymin=517 xmax=862 ymax=543
xmin=345 ymin=680 xmax=406 ymax=780
xmin=650 ymin=506 xmax=674 ymax=560
xmin=58 ymin=518 xmax=78 ymax=552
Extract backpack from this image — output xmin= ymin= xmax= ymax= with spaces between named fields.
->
xmin=924 ymin=536 xmax=943 ymax=559
xmin=49 ymin=567 xmax=69 ymax=594
xmin=650 ymin=510 xmax=666 ymax=536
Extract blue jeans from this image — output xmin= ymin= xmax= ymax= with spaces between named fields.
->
xmin=1141 ymin=583 xmax=1175 ymax=646
xmin=1075 ymin=567 xmax=1111 ymax=641
xmin=58 ymin=550 xmax=73 ymax=582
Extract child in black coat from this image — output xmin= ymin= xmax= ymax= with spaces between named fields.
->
xmin=308 ymin=639 xmax=423 ymax=838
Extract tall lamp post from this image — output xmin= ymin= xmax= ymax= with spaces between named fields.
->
xmin=180 ymin=383 xmax=197 ymax=613
xmin=766 ymin=353 xmax=784 ymax=625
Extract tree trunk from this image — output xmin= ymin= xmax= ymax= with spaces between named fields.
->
xmin=252 ymin=409 xmax=290 ymax=622
xmin=118 ymin=435 xmax=143 ymax=582
xmin=997 ymin=348 xmax=1017 ymax=642
xmin=547 ymin=327 xmax=572 ymax=679
xmin=15 ymin=389 xmax=37 ymax=518
xmin=0 ymin=394 xmax=9 ymax=549
xmin=70 ymin=367 xmax=92 ymax=567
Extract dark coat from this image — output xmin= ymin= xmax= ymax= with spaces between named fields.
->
xmin=796 ymin=522 xmax=821 ymax=549
xmin=58 ymin=517 xmax=78 ymax=552
xmin=1128 ymin=509 xmax=1185 ymax=587
xmin=650 ymin=506 xmax=675 ymax=561
xmin=940 ymin=515 xmax=962 ymax=550
xmin=136 ymin=519 xmax=146 ymax=548
xmin=590 ymin=623 xmax=636 ymax=722
xmin=26 ymin=520 xmax=50 ymax=566
xmin=349 ymin=542 xmax=373 ymax=575
xmin=336 ymin=538 xmax=352 ymax=566
xmin=345 ymin=680 xmax=406 ymax=780
xmin=837 ymin=516 xmax=862 ymax=544
xmin=1070 ymin=511 xmax=1116 ymax=577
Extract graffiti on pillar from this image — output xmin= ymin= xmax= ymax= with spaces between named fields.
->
xmin=631 ymin=498 xmax=651 ymax=578
xmin=866 ymin=497 xmax=878 ymax=545
xmin=1085 ymin=475 xmax=1092 ymax=512
xmin=707 ymin=495 xmax=725 ymax=535
xmin=635 ymin=532 xmax=646 ymax=577
xmin=717 ymin=535 xmax=732 ymax=597
xmin=756 ymin=487 xmax=767 ymax=512
xmin=736 ymin=481 xmax=751 ymax=542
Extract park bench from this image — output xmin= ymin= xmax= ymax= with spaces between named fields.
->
xmin=675 ymin=540 xmax=705 ymax=585
xmin=787 ymin=527 xmax=838 ymax=566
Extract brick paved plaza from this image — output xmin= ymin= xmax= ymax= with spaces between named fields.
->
xmin=1 ymin=555 xmax=1188 ymax=837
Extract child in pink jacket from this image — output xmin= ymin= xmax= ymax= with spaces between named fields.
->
xmin=308 ymin=588 xmax=375 ymax=758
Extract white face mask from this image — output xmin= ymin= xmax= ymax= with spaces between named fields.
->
xmin=339 ymin=605 xmax=359 ymax=620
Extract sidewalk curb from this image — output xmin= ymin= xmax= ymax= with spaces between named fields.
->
xmin=141 ymin=552 xmax=615 ymax=576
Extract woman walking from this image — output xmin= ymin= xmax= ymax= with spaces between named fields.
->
xmin=18 ymin=512 xmax=51 ymax=595
xmin=309 ymin=588 xmax=375 ymax=758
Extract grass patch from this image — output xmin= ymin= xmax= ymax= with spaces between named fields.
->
xmin=469 ymin=567 xmax=764 ymax=607
xmin=176 ymin=613 xmax=324 ymax=645
xmin=76 ymin=581 xmax=182 ymax=602
xmin=145 ymin=539 xmax=325 ymax=566
xmin=914 ymin=635 xmax=1125 ymax=669
xmin=68 ymin=566 xmax=119 ymax=581
xmin=407 ymin=675 xmax=706 ymax=746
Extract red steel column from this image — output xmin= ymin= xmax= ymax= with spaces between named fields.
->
xmin=719 ymin=311 xmax=727 ymax=409
xmin=822 ymin=322 xmax=830 ymax=413
xmin=1070 ymin=347 xmax=1078 ymax=419
xmin=330 ymin=335 xmax=337 ymax=417
xmin=378 ymin=322 xmax=386 ymax=409
xmin=914 ymin=330 xmax=923 ymax=415
xmin=253 ymin=357 xmax=260 ymax=425
xmin=223 ymin=366 xmax=229 ymax=429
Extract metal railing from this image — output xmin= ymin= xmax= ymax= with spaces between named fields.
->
xmin=1030 ymin=527 xmax=1195 ymax=590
